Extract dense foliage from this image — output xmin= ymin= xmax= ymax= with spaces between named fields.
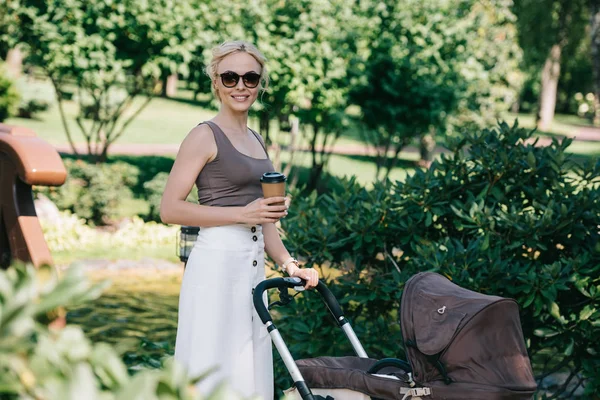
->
xmin=6 ymin=0 xmax=527 ymax=173
xmin=275 ymin=122 xmax=600 ymax=397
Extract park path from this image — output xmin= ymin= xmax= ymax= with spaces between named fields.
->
xmin=52 ymin=126 xmax=600 ymax=157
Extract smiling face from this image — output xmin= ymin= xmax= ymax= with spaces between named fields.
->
xmin=214 ymin=51 xmax=262 ymax=114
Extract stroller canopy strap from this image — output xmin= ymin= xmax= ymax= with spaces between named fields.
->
xmin=401 ymin=387 xmax=431 ymax=400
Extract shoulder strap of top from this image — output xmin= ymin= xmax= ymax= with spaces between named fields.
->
xmin=249 ymin=128 xmax=269 ymax=156
xmin=200 ymin=120 xmax=228 ymax=147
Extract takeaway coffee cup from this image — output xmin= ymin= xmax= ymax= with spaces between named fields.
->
xmin=260 ymin=172 xmax=286 ymax=206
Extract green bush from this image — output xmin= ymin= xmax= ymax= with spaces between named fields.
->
xmin=390 ymin=122 xmax=600 ymax=396
xmin=274 ymin=178 xmax=402 ymax=392
xmin=0 ymin=64 xmax=19 ymax=121
xmin=0 ymin=263 xmax=229 ymax=400
xmin=278 ymin=121 xmax=600 ymax=397
xmin=36 ymin=159 xmax=140 ymax=225
xmin=108 ymin=155 xmax=176 ymax=197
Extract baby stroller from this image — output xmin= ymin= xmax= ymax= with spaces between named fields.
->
xmin=252 ymin=272 xmax=537 ymax=400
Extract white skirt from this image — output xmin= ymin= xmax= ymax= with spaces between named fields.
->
xmin=174 ymin=224 xmax=273 ymax=400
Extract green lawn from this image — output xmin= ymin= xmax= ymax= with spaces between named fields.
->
xmin=502 ymin=111 xmax=597 ymax=137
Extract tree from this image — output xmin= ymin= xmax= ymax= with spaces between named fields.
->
xmin=350 ymin=32 xmax=459 ymax=178
xmin=183 ymin=0 xmax=361 ymax=189
xmin=444 ymin=0 xmax=523 ymax=135
xmin=18 ymin=0 xmax=196 ymax=162
xmin=350 ymin=0 xmax=522 ymax=177
xmin=290 ymin=1 xmax=358 ymax=189
xmin=514 ymin=0 xmax=589 ymax=131
xmin=250 ymin=0 xmax=357 ymax=190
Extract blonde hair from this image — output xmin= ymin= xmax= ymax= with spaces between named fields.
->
xmin=206 ymin=40 xmax=270 ymax=102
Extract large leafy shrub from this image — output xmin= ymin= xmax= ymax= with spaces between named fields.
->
xmin=277 ymin=121 xmax=599 ymax=397
xmin=35 ymin=159 xmax=140 ymax=225
xmin=391 ymin=122 xmax=600 ymax=396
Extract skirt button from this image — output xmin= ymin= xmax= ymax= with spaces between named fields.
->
xmin=252 ymin=235 xmax=258 ymax=242
xmin=253 ymin=260 xmax=258 ymax=267
xmin=251 ymin=226 xmax=257 ymax=233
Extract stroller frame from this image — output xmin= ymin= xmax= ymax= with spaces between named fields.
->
xmin=253 ymin=277 xmax=414 ymax=400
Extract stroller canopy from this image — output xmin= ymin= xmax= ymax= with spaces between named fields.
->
xmin=400 ymin=272 xmax=537 ymax=396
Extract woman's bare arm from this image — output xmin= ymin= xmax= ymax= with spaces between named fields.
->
xmin=160 ymin=125 xmax=287 ymax=227
xmin=263 ymin=222 xmax=319 ymax=288
xmin=263 ymin=222 xmax=292 ymax=266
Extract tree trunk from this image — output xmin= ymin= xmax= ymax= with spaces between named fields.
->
xmin=162 ymin=73 xmax=178 ymax=98
xmin=537 ymin=44 xmax=562 ymax=131
xmin=419 ymin=130 xmax=436 ymax=166
xmin=511 ymin=96 xmax=520 ymax=113
xmin=5 ymin=47 xmax=23 ymax=78
xmin=282 ymin=116 xmax=299 ymax=181
xmin=49 ymin=76 xmax=79 ymax=156
xmin=307 ymin=163 xmax=324 ymax=193
xmin=591 ymin=0 xmax=600 ymax=126
xmin=259 ymin=113 xmax=271 ymax=146
xmin=306 ymin=123 xmax=324 ymax=191
xmin=98 ymin=145 xmax=109 ymax=163
xmin=272 ymin=143 xmax=281 ymax=172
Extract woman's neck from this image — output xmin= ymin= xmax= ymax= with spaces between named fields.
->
xmin=213 ymin=106 xmax=249 ymax=136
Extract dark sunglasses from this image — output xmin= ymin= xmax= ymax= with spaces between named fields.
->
xmin=218 ymin=71 xmax=261 ymax=88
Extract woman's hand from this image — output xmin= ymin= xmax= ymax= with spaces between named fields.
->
xmin=239 ymin=197 xmax=288 ymax=225
xmin=289 ymin=266 xmax=319 ymax=289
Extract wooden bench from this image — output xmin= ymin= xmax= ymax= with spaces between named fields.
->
xmin=0 ymin=124 xmax=66 ymax=267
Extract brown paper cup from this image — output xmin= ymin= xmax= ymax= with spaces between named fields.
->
xmin=260 ymin=172 xmax=287 ymax=206
xmin=261 ymin=182 xmax=286 ymax=206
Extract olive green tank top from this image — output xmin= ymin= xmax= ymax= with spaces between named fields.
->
xmin=195 ymin=121 xmax=274 ymax=207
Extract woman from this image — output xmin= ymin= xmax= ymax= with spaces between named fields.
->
xmin=160 ymin=40 xmax=319 ymax=400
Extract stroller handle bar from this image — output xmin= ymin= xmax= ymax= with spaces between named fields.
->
xmin=253 ymin=277 xmax=368 ymax=400
xmin=253 ymin=277 xmax=345 ymax=325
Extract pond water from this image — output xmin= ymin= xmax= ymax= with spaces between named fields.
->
xmin=66 ymin=269 xmax=182 ymax=371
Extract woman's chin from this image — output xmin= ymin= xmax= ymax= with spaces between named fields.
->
xmin=225 ymin=101 xmax=253 ymax=113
